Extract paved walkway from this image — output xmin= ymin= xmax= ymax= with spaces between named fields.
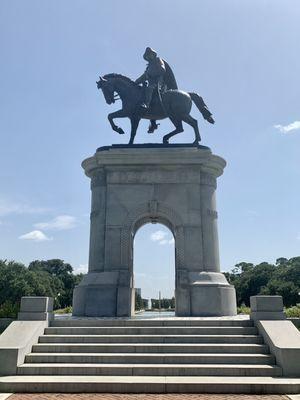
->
xmin=7 ymin=394 xmax=291 ymax=400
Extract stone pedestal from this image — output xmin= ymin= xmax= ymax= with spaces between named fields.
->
xmin=72 ymin=144 xmax=237 ymax=317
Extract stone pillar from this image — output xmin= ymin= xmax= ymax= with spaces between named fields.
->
xmin=72 ymin=168 xmax=115 ymax=317
xmin=200 ymin=172 xmax=220 ymax=272
xmin=178 ymin=167 xmax=237 ymax=317
xmin=72 ymin=162 xmax=133 ymax=317
xmin=88 ymin=169 xmax=106 ymax=272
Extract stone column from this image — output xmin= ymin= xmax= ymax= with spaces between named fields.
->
xmin=88 ymin=170 xmax=106 ymax=272
xmin=200 ymin=172 xmax=220 ymax=273
xmin=73 ymin=167 xmax=119 ymax=317
xmin=183 ymin=167 xmax=237 ymax=317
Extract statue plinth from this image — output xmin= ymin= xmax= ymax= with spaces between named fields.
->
xmin=72 ymin=144 xmax=237 ymax=317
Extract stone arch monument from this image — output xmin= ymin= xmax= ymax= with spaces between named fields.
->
xmin=73 ymin=144 xmax=237 ymax=317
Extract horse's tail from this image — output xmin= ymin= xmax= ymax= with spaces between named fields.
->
xmin=189 ymin=92 xmax=215 ymax=124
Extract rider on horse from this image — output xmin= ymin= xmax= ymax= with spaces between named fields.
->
xmin=97 ymin=48 xmax=215 ymax=144
xmin=135 ymin=47 xmax=178 ymax=133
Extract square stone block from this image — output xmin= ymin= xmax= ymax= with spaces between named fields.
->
xmin=20 ymin=297 xmax=53 ymax=313
xmin=250 ymin=295 xmax=283 ymax=312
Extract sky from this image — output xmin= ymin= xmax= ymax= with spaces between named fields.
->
xmin=0 ymin=0 xmax=299 ymax=298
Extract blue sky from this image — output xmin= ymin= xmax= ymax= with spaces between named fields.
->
xmin=0 ymin=0 xmax=299 ymax=298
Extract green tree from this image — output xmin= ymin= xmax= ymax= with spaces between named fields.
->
xmin=225 ymin=257 xmax=300 ymax=307
xmin=135 ymin=292 xmax=143 ymax=311
xmin=0 ymin=258 xmax=84 ymax=312
xmin=28 ymin=259 xmax=82 ymax=308
xmin=0 ymin=260 xmax=62 ymax=309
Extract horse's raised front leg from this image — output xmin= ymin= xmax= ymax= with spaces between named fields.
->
xmin=163 ymin=118 xmax=183 ymax=144
xmin=108 ymin=109 xmax=127 ymax=135
xmin=129 ymin=117 xmax=140 ymax=145
xmin=182 ymin=114 xmax=201 ymax=144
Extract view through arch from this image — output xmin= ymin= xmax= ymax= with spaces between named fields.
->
xmin=133 ymin=223 xmax=175 ymax=313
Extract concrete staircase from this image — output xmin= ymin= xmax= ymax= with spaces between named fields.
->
xmin=1 ymin=318 xmax=300 ymax=393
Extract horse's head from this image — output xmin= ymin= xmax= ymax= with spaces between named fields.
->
xmin=96 ymin=76 xmax=115 ymax=105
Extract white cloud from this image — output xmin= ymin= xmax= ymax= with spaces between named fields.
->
xmin=74 ymin=264 xmax=88 ymax=274
xmin=0 ymin=199 xmax=49 ymax=217
xmin=274 ymin=121 xmax=300 ymax=134
xmin=19 ymin=230 xmax=52 ymax=242
xmin=150 ymin=230 xmax=174 ymax=245
xmin=297 ymin=234 xmax=300 ymax=241
xmin=34 ymin=215 xmax=77 ymax=231
xmin=150 ymin=230 xmax=167 ymax=242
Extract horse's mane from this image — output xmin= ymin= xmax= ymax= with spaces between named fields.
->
xmin=103 ymin=73 xmax=137 ymax=85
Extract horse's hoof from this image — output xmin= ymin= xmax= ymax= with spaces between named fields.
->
xmin=117 ymin=128 xmax=125 ymax=135
xmin=163 ymin=140 xmax=169 ymax=144
xmin=192 ymin=140 xmax=199 ymax=145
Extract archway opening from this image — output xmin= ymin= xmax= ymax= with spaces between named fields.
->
xmin=133 ymin=223 xmax=175 ymax=315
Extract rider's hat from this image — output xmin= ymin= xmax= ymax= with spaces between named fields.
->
xmin=143 ymin=47 xmax=157 ymax=60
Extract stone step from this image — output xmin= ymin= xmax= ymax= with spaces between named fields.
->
xmin=1 ymin=375 xmax=300 ymax=394
xmin=51 ymin=319 xmax=253 ymax=327
xmin=17 ymin=363 xmax=282 ymax=377
xmin=32 ymin=343 xmax=269 ymax=354
xmin=39 ymin=334 xmax=263 ymax=344
xmin=25 ymin=352 xmax=275 ymax=365
xmin=45 ymin=326 xmax=258 ymax=335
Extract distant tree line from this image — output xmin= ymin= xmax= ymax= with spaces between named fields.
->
xmin=224 ymin=257 xmax=300 ymax=307
xmin=134 ymin=294 xmax=176 ymax=311
xmin=0 ymin=259 xmax=83 ymax=317
xmin=151 ymin=297 xmax=175 ymax=310
xmin=1 ymin=256 xmax=299 ymax=318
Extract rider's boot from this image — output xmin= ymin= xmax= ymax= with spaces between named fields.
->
xmin=140 ymin=86 xmax=154 ymax=110
xmin=148 ymin=120 xmax=159 ymax=133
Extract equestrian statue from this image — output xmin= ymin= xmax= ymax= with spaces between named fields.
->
xmin=96 ymin=47 xmax=215 ymax=145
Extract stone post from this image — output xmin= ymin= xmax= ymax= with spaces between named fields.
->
xmin=250 ymin=295 xmax=286 ymax=321
xmin=17 ymin=297 xmax=54 ymax=321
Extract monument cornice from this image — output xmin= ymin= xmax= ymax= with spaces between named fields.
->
xmin=82 ymin=144 xmax=226 ymax=178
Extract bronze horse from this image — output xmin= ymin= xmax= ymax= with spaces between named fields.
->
xmin=97 ymin=74 xmax=214 ymax=145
